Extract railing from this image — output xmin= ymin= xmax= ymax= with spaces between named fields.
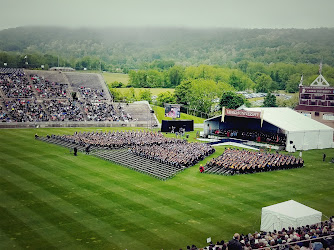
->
xmin=252 ymin=234 xmax=333 ymax=250
xmin=0 ymin=120 xmax=155 ymax=129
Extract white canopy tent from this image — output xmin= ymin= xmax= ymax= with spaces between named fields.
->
xmin=260 ymin=200 xmax=322 ymax=232
xmin=244 ymin=108 xmax=334 ymax=152
xmin=203 ymin=107 xmax=333 ymax=152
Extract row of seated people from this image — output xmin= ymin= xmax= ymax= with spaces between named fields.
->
xmin=43 ymin=99 xmax=84 ymax=122
xmin=78 ymin=86 xmax=106 ymax=100
xmin=0 ymin=105 xmax=11 ymax=122
xmin=0 ymin=67 xmax=24 ymax=75
xmin=204 ymin=148 xmax=303 ymax=175
xmin=1 ymin=72 xmax=106 ymax=101
xmin=0 ymin=98 xmax=131 ymax=122
xmin=186 ymin=216 xmax=334 ymax=250
xmin=82 ymin=100 xmax=126 ymax=122
xmin=129 ymin=141 xmax=215 ymax=168
xmin=3 ymin=99 xmax=48 ymax=122
xmin=51 ymin=130 xmax=189 ymax=149
xmin=117 ymin=103 xmax=134 ymax=122
xmin=0 ymin=72 xmax=34 ymax=98
xmin=0 ymin=69 xmax=123 ymax=121
xmin=214 ymin=129 xmax=286 ymax=146
xmin=30 ymin=74 xmax=68 ymax=99
xmin=49 ymin=130 xmax=215 ymax=167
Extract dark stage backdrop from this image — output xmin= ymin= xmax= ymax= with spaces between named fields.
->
xmin=161 ymin=120 xmax=194 ymax=132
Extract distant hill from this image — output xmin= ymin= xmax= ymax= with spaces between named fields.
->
xmin=1 ymin=26 xmax=334 ymax=68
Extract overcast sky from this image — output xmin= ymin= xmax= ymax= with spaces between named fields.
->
xmin=1 ymin=0 xmax=334 ymax=30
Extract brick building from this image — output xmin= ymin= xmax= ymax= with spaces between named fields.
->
xmin=295 ymin=73 xmax=334 ymax=129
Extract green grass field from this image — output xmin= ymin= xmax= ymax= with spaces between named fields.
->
xmin=102 ymin=72 xmax=130 ymax=85
xmin=151 ymin=105 xmax=205 ymax=124
xmin=0 ymin=128 xmax=333 ymax=250
xmin=115 ymin=88 xmax=175 ymax=97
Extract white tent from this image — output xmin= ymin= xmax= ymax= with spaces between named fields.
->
xmin=260 ymin=200 xmax=322 ymax=232
xmin=203 ymin=107 xmax=333 ymax=152
xmin=245 ymin=108 xmax=334 ymax=152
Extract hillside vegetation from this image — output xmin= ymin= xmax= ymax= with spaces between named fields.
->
xmin=0 ymin=27 xmax=334 ymax=70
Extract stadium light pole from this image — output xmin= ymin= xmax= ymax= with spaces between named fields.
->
xmin=147 ymin=109 xmax=149 ymax=130
xmin=24 ymin=55 xmax=28 ymax=68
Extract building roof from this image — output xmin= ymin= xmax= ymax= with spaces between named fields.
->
xmin=262 ymin=200 xmax=321 ymax=219
xmin=205 ymin=107 xmax=333 ymax=133
xmin=246 ymin=107 xmax=333 ymax=132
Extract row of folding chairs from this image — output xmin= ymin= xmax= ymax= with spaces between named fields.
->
xmin=37 ymin=136 xmax=187 ymax=180
xmin=37 ymin=137 xmax=88 ymax=152
xmin=92 ymin=149 xmax=183 ymax=180
xmin=204 ymin=166 xmax=236 ymax=176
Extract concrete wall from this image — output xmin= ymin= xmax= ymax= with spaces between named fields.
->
xmin=0 ymin=121 xmax=153 ymax=129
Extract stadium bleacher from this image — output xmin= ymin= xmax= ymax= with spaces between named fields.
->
xmin=0 ymin=68 xmax=154 ymax=127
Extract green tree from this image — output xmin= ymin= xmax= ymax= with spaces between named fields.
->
xmin=174 ymin=80 xmax=191 ymax=105
xmin=109 ymin=88 xmax=123 ymax=102
xmin=187 ymin=79 xmax=218 ymax=114
xmin=139 ymin=89 xmax=152 ymax=103
xmin=285 ymin=73 xmax=301 ymax=93
xmin=156 ymin=91 xmax=176 ymax=107
xmin=237 ymin=60 xmax=249 ymax=73
xmin=228 ymin=72 xmax=242 ymax=90
xmin=110 ymin=81 xmax=123 ymax=88
xmin=124 ymin=87 xmax=137 ymax=102
xmin=276 ymin=93 xmax=299 ymax=108
xmin=255 ymin=73 xmax=273 ymax=92
xmin=219 ymin=91 xmax=245 ymax=109
xmin=150 ymin=60 xmax=175 ymax=70
xmin=263 ymin=93 xmax=277 ymax=107
xmin=166 ymin=65 xmax=184 ymax=87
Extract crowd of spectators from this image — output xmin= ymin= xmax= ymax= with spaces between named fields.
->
xmin=214 ymin=129 xmax=286 ymax=146
xmin=0 ymin=70 xmax=34 ymax=98
xmin=205 ymin=148 xmax=303 ymax=175
xmin=43 ymin=99 xmax=84 ymax=121
xmin=78 ymin=86 xmax=105 ymax=100
xmin=0 ymin=68 xmax=134 ymax=123
xmin=0 ymin=105 xmax=10 ymax=122
xmin=30 ymin=74 xmax=68 ymax=99
xmin=185 ymin=216 xmax=334 ymax=250
xmin=82 ymin=101 xmax=121 ymax=122
xmin=3 ymin=99 xmax=48 ymax=122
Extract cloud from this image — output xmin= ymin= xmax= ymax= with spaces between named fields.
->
xmin=1 ymin=0 xmax=334 ymax=29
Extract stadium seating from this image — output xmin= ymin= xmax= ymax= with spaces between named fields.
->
xmin=0 ymin=68 xmax=154 ymax=126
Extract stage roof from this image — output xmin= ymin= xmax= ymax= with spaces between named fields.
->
xmin=246 ymin=107 xmax=332 ymax=132
xmin=206 ymin=107 xmax=333 ymax=133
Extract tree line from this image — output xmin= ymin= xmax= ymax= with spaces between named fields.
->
xmin=110 ymin=62 xmax=334 ymax=116
xmin=1 ymin=26 xmax=334 ymax=70
xmin=127 ymin=62 xmax=334 ymax=93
